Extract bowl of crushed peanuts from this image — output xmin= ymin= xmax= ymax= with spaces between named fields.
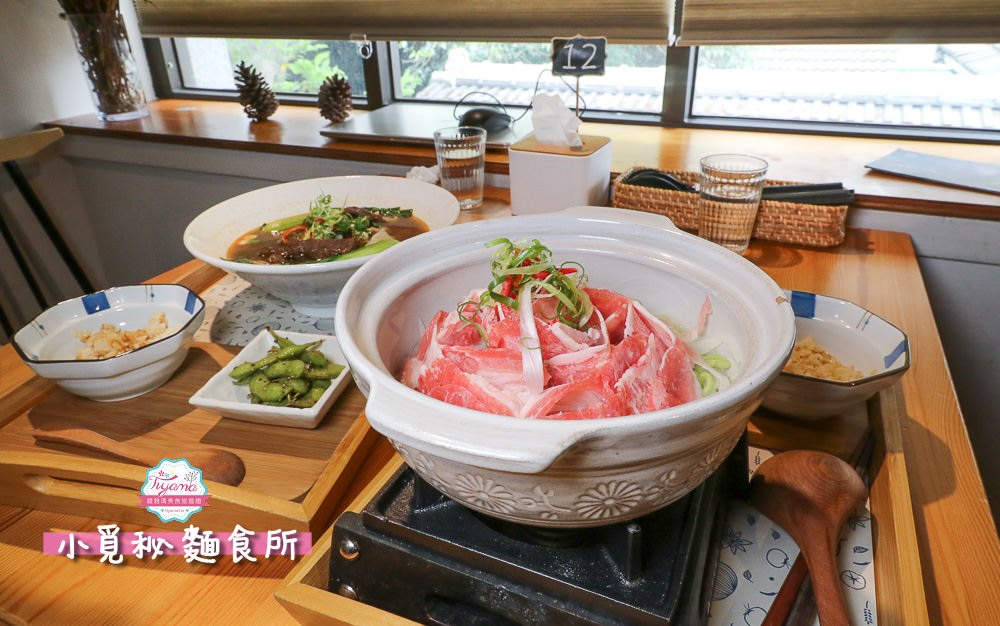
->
xmin=761 ymin=289 xmax=910 ymax=420
xmin=12 ymin=284 xmax=205 ymax=401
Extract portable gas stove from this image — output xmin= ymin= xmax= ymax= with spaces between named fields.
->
xmin=330 ymin=435 xmax=747 ymax=625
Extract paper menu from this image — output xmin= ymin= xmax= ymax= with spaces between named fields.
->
xmin=865 ymin=149 xmax=1000 ymax=195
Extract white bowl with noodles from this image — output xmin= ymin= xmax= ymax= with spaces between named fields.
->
xmin=182 ymin=176 xmax=461 ymax=319
xmin=335 ymin=206 xmax=795 ymax=528
xmin=11 ymin=284 xmax=205 ymax=402
xmin=760 ymin=290 xmax=910 ymax=420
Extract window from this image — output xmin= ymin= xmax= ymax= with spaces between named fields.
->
xmin=171 ymin=38 xmax=367 ymax=97
xmin=150 ymin=37 xmax=1000 ymax=140
xmin=690 ymin=44 xmax=1000 ymax=132
xmin=394 ymin=42 xmax=666 ymax=116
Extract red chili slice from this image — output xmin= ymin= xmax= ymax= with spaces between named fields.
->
xmin=532 ymin=267 xmax=577 ymax=280
xmin=282 ymin=225 xmax=308 ymax=243
xmin=500 ymin=276 xmax=513 ymax=297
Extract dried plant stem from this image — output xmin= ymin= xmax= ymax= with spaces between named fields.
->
xmin=64 ymin=10 xmax=144 ymax=116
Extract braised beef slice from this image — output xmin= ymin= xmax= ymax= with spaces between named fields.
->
xmin=344 ymin=206 xmax=384 ymax=222
xmin=257 ymin=237 xmax=361 ymax=264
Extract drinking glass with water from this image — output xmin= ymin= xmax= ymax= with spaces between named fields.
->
xmin=434 ymin=127 xmax=487 ymax=210
xmin=698 ymin=154 xmax=769 ymax=255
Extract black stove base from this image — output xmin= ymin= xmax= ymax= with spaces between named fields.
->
xmin=330 ymin=440 xmax=745 ymax=626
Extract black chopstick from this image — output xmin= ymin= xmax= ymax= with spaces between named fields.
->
xmin=762 ymin=189 xmax=855 ymax=206
xmin=764 ymin=183 xmax=845 ymax=194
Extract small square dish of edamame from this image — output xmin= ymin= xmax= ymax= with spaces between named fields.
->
xmin=189 ymin=328 xmax=351 ymax=429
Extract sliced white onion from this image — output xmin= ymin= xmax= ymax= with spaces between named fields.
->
xmin=518 ymin=287 xmax=545 ymax=396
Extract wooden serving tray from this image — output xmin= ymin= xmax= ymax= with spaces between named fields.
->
xmin=274 ymin=385 xmax=929 ymax=625
xmin=0 ymin=342 xmax=379 ymax=534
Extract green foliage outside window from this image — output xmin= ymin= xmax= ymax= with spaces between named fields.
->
xmin=225 ymin=39 xmax=364 ymax=95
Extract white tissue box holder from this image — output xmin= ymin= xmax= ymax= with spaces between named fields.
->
xmin=508 ymin=135 xmax=612 ymax=215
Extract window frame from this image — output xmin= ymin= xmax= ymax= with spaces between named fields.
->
xmin=145 ymin=37 xmax=1000 ymax=144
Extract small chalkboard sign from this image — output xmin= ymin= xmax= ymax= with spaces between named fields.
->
xmin=551 ymin=36 xmax=606 ymax=76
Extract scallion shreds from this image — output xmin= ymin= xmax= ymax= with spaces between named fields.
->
xmin=458 ymin=239 xmax=594 ymax=344
xmin=303 ymin=194 xmax=412 ymax=241
xmin=457 ymin=300 xmax=490 ymax=345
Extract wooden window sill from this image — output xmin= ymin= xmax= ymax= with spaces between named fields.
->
xmin=44 ymin=99 xmax=1000 ymax=221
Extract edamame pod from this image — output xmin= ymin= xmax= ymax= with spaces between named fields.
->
xmin=279 ymin=377 xmax=311 ymax=395
xmin=229 ymin=361 xmax=256 ymax=380
xmin=304 ymin=363 xmax=345 ymax=380
xmin=291 ymin=384 xmax=328 ymax=408
xmin=268 ymin=327 xmax=295 ymax=348
xmin=263 ymin=359 xmax=307 ymax=379
xmin=233 ymin=329 xmax=344 ymax=408
xmin=258 ymin=381 xmax=293 ymax=403
xmin=302 ymin=349 xmax=328 ymax=368
xmin=248 ymin=373 xmax=270 ymax=398
xmin=274 ymin=341 xmax=322 ymax=361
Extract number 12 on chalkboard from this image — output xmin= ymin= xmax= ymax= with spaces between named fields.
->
xmin=551 ymin=36 xmax=607 ymax=76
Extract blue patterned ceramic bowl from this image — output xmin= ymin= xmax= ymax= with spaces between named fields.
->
xmin=761 ymin=290 xmax=910 ymax=420
xmin=12 ymin=285 xmax=205 ymax=401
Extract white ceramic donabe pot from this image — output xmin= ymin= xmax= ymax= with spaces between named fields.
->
xmin=335 ymin=207 xmax=794 ymax=527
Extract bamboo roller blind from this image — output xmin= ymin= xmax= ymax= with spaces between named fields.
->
xmin=133 ymin=0 xmax=673 ymax=42
xmin=676 ymin=0 xmax=1000 ymax=44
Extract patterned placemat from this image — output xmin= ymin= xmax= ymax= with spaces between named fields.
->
xmin=193 ymin=274 xmax=337 ymax=346
xmin=711 ymin=447 xmax=876 ymax=626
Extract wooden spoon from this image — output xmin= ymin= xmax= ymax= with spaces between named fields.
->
xmin=32 ymin=428 xmax=247 ymax=487
xmin=749 ymin=450 xmax=867 ymax=626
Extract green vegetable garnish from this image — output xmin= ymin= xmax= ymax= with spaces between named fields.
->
xmin=260 ymin=215 xmax=308 ymax=233
xmin=331 ymin=238 xmax=399 ymax=260
xmin=695 ymin=353 xmax=732 ymax=395
xmin=703 ymin=353 xmax=731 ymax=370
xmin=303 ymin=194 xmax=413 ymax=242
xmin=459 ymin=239 xmax=593 ymax=345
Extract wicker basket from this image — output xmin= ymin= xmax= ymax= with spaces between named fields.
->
xmin=612 ymin=168 xmax=849 ymax=248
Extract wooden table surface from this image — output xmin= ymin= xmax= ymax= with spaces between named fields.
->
xmin=1 ymin=222 xmax=998 ymax=625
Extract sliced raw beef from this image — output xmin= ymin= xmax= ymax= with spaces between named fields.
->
xmin=401 ymin=287 xmax=705 ymax=419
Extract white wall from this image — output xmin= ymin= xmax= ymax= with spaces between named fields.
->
xmin=1 ymin=0 xmax=999 ymax=522
xmin=0 ymin=0 xmax=99 ymax=328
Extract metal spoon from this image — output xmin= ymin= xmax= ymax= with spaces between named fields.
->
xmin=749 ymin=450 xmax=867 ymax=625
xmin=32 ymin=428 xmax=247 ymax=487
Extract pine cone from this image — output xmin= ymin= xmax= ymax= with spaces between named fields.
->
xmin=318 ymin=74 xmax=353 ymax=123
xmin=234 ymin=61 xmax=278 ymax=122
